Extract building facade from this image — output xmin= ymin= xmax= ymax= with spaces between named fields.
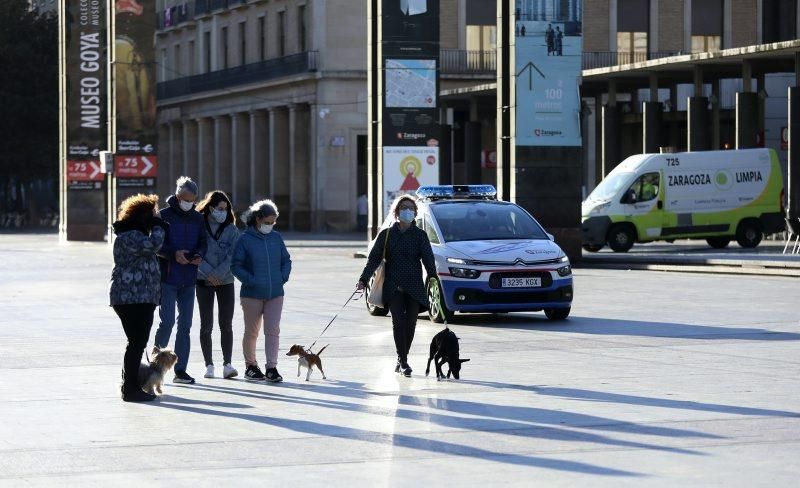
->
xmin=155 ymin=0 xmax=499 ymax=230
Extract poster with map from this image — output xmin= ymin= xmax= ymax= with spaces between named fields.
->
xmin=385 ymin=59 xmax=436 ymax=108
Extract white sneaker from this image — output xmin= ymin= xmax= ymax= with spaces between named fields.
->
xmin=223 ymin=363 xmax=238 ymax=379
xmin=204 ymin=365 xmax=215 ymax=379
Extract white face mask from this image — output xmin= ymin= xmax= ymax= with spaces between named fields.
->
xmin=211 ymin=209 xmax=227 ymax=223
xmin=259 ymin=223 xmax=274 ymax=234
xmin=179 ymin=200 xmax=193 ymax=211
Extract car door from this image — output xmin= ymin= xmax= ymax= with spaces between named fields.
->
xmin=620 ymin=172 xmax=662 ymax=241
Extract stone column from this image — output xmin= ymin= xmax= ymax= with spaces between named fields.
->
xmin=688 ymin=97 xmax=710 ymax=151
xmin=249 ymin=110 xmax=268 ymax=202
xmin=182 ymin=119 xmax=198 ymax=181
xmin=167 ymin=122 xmax=176 ymax=191
xmin=271 ymin=107 xmax=290 ymax=214
xmin=231 ymin=113 xmax=250 ymax=209
xmin=197 ymin=118 xmax=214 ymax=192
xmin=293 ymin=105 xmax=311 ymax=231
xmin=642 ymin=102 xmax=663 ymax=154
xmin=288 ymin=105 xmax=297 ymax=230
xmin=465 ymin=97 xmax=482 ymax=184
xmin=789 ymin=87 xmax=800 ymax=218
xmin=736 ymin=92 xmax=758 ymax=149
xmin=213 ymin=115 xmax=232 ymax=192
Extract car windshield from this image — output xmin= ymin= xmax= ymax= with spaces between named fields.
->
xmin=430 ymin=202 xmax=549 ymax=242
xmin=587 ymin=171 xmax=633 ymax=202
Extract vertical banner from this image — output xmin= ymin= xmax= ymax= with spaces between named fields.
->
xmin=114 ymin=0 xmax=158 ymax=189
xmin=380 ymin=0 xmax=440 ymax=216
xmin=514 ymin=0 xmax=582 ymax=147
xmin=65 ymin=0 xmax=107 ymax=190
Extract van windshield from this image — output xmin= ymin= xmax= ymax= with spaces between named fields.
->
xmin=588 ymin=172 xmax=633 ymax=202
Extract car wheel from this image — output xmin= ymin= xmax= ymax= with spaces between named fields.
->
xmin=427 ymin=277 xmax=454 ymax=324
xmin=736 ymin=220 xmax=762 ymax=248
xmin=706 ymin=237 xmax=731 ymax=249
xmin=607 ymin=225 xmax=635 ymax=253
xmin=582 ymin=244 xmax=604 ymax=253
xmin=365 ymin=276 xmax=389 ymax=316
xmin=544 ymin=307 xmax=570 ymax=320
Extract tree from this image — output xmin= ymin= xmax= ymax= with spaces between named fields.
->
xmin=0 ymin=1 xmax=58 ymax=186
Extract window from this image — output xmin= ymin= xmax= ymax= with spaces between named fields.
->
xmin=763 ymin=0 xmax=797 ymax=43
xmin=691 ymin=0 xmax=723 ymax=52
xmin=204 ymin=31 xmax=211 ymax=73
xmin=258 ymin=16 xmax=266 ymax=61
xmin=299 ymin=5 xmax=307 ymax=52
xmin=424 ymin=216 xmax=440 ymax=244
xmin=173 ymin=44 xmax=180 ymax=79
xmin=188 ymin=40 xmax=195 ymax=75
xmin=278 ymin=11 xmax=286 ymax=56
xmin=691 ymin=35 xmax=721 ymax=53
xmin=466 ymin=25 xmax=496 ymax=51
xmin=430 ymin=202 xmax=549 ymax=242
xmin=221 ymin=26 xmax=229 ymax=69
xmin=160 ymin=48 xmax=167 ymax=81
xmin=623 ymin=173 xmax=660 ymax=204
xmin=617 ymin=0 xmax=649 ymax=64
xmin=239 ymin=21 xmax=247 ymax=66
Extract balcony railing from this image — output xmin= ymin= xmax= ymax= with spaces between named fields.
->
xmin=440 ymin=49 xmax=496 ymax=75
xmin=583 ymin=51 xmax=680 ymax=70
xmin=157 ymin=51 xmax=318 ymax=100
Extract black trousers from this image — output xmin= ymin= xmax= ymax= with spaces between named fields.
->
xmin=196 ymin=282 xmax=235 ymax=366
xmin=114 ymin=303 xmax=156 ymax=390
xmin=388 ymin=291 xmax=420 ymax=362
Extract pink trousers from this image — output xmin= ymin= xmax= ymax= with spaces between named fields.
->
xmin=241 ymin=296 xmax=284 ymax=368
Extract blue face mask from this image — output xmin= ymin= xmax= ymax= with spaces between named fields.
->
xmin=399 ymin=209 xmax=415 ymax=223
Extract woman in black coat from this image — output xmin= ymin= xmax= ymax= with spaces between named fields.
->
xmin=358 ymin=195 xmax=436 ymax=377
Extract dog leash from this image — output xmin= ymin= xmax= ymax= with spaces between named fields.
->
xmin=307 ymin=288 xmax=363 ymax=352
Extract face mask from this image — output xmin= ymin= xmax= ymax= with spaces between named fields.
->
xmin=399 ymin=209 xmax=415 ymax=223
xmin=259 ymin=223 xmax=274 ymax=234
xmin=179 ymin=200 xmax=193 ymax=212
xmin=211 ymin=209 xmax=227 ymax=223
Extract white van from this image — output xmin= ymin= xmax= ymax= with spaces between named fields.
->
xmin=581 ymin=148 xmax=785 ymax=252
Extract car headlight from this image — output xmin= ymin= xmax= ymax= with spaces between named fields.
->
xmin=559 ymin=255 xmax=569 ymax=263
xmin=585 ymin=202 xmax=610 ymax=216
xmin=556 ymin=265 xmax=572 ymax=277
xmin=447 ymin=257 xmax=475 ymax=265
xmin=449 ymin=267 xmax=481 ymax=279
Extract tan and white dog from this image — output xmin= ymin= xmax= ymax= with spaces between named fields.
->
xmin=286 ymin=344 xmax=328 ymax=381
xmin=138 ymin=347 xmax=178 ymax=395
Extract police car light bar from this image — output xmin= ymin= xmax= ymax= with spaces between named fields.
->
xmin=416 ymin=185 xmax=498 ymax=201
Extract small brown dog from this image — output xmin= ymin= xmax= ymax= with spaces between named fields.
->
xmin=138 ymin=347 xmax=178 ymax=395
xmin=286 ymin=344 xmax=328 ymax=381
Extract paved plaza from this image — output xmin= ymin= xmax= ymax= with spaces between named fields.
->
xmin=0 ymin=233 xmax=798 ymax=486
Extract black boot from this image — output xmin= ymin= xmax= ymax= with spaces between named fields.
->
xmin=394 ymin=357 xmax=401 ymax=373
xmin=121 ymin=383 xmax=156 ymax=402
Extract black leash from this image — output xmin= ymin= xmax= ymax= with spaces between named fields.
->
xmin=307 ymin=289 xmax=363 ymax=352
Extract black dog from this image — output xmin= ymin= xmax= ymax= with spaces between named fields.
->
xmin=425 ymin=328 xmax=470 ymax=380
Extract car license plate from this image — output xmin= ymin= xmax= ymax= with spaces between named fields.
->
xmin=501 ymin=277 xmax=541 ymax=288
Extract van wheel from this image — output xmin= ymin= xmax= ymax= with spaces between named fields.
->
xmin=582 ymin=244 xmax=604 ymax=253
xmin=607 ymin=225 xmax=635 ymax=253
xmin=545 ymin=307 xmax=570 ymax=320
xmin=736 ymin=220 xmax=762 ymax=248
xmin=365 ymin=278 xmax=389 ymax=316
xmin=427 ymin=277 xmax=454 ymax=324
xmin=706 ymin=237 xmax=731 ymax=249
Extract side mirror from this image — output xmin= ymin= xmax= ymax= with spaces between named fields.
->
xmin=546 ymin=232 xmax=554 ymax=241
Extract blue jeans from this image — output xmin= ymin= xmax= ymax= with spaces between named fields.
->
xmin=154 ymin=282 xmax=196 ymax=372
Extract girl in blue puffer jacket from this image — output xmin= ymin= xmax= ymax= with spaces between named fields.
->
xmin=231 ymin=199 xmax=292 ymax=383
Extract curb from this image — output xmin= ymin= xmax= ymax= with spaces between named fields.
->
xmin=579 ymin=257 xmax=800 ymax=277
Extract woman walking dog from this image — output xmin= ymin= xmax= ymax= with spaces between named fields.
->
xmin=231 ymin=199 xmax=292 ymax=383
xmin=357 ymin=195 xmax=436 ymax=377
xmin=195 ymin=191 xmax=240 ymax=379
xmin=109 ymin=194 xmax=169 ymax=402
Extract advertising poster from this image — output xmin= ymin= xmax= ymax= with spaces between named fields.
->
xmin=114 ymin=0 xmax=158 ymax=158
xmin=65 ymin=0 xmax=107 ymax=162
xmin=515 ymin=0 xmax=583 ymax=147
xmin=382 ymin=146 xmax=439 ymax=216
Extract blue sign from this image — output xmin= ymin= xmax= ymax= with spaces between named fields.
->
xmin=515 ymin=1 xmax=583 ymax=147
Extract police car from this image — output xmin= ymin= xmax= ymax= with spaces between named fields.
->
xmin=365 ymin=185 xmax=573 ymax=322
